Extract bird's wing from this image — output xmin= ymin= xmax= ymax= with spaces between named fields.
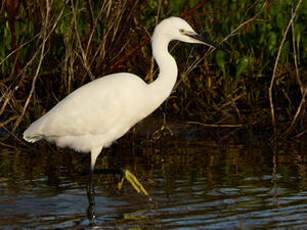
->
xmin=25 ymin=73 xmax=147 ymax=139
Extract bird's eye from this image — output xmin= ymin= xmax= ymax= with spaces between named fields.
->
xmin=179 ymin=29 xmax=185 ymax=34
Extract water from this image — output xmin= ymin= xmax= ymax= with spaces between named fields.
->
xmin=0 ymin=124 xmax=306 ymax=229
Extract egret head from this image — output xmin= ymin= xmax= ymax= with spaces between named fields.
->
xmin=153 ymin=17 xmax=219 ymax=49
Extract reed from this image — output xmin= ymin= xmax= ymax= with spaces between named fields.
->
xmin=0 ymin=0 xmax=306 ymax=141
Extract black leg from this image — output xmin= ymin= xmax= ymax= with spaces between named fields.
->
xmin=86 ymin=168 xmax=95 ymax=223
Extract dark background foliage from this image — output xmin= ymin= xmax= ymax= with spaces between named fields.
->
xmin=0 ymin=0 xmax=306 ymax=139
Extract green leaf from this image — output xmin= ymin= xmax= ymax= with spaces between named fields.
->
xmin=268 ymin=32 xmax=277 ymax=54
xmin=235 ymin=56 xmax=253 ymax=87
xmin=215 ymin=50 xmax=227 ymax=77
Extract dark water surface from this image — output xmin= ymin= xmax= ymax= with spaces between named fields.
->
xmin=0 ymin=123 xmax=306 ymax=229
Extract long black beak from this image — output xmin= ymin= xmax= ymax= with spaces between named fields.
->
xmin=188 ymin=32 xmax=229 ymax=53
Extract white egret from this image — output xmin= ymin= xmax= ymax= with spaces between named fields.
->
xmin=23 ymin=17 xmax=219 ymax=195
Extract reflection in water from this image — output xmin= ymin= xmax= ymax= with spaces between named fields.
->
xmin=0 ymin=127 xmax=306 ymax=229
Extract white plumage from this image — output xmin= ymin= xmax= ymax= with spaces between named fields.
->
xmin=23 ymin=17 xmax=216 ymax=171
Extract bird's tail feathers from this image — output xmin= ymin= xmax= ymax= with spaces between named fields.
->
xmin=23 ymin=126 xmax=42 ymax=143
xmin=23 ymin=133 xmax=42 ymax=143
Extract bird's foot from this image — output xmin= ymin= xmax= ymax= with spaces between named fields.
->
xmin=118 ymin=169 xmax=149 ymax=197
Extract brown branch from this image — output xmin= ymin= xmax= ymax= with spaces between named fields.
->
xmin=269 ymin=0 xmax=303 ymax=136
xmin=283 ymin=88 xmax=307 ymax=136
xmin=186 ymin=121 xmax=243 ymax=128
xmin=294 ymin=129 xmax=307 ymax=138
xmin=0 ymin=88 xmax=13 ymax=117
xmin=291 ymin=8 xmax=303 ymax=95
xmin=0 ymin=115 xmax=18 ymax=128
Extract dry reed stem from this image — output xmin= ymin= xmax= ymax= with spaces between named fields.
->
xmin=0 ymin=34 xmax=40 ymax=67
xmin=291 ymin=9 xmax=303 ymax=95
xmin=0 ymin=115 xmax=18 ymax=128
xmin=92 ymin=1 xmax=112 ymax=63
xmin=283 ymin=88 xmax=307 ymax=136
xmin=17 ymin=49 xmax=40 ymax=87
xmin=1 ymin=0 xmax=67 ymax=105
xmin=71 ymin=0 xmax=94 ymax=81
xmin=4 ymin=0 xmax=131 ymax=134
xmin=62 ymin=24 xmax=74 ymax=94
xmin=110 ymin=0 xmax=128 ymax=42
xmin=12 ymin=0 xmax=51 ymax=132
xmin=0 ymin=0 xmax=67 ymax=80
xmin=89 ymin=0 xmax=131 ymax=72
xmin=294 ymin=129 xmax=307 ymax=138
xmin=186 ymin=121 xmax=243 ymax=128
xmin=0 ymin=88 xmax=13 ymax=117
xmin=85 ymin=1 xmax=107 ymax=56
xmin=5 ymin=1 xmax=68 ymax=133
xmin=269 ymin=0 xmax=302 ymax=136
xmin=1 ymin=0 xmax=68 ymax=68
xmin=1 ymin=46 xmax=40 ymax=131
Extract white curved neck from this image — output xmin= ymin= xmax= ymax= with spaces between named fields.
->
xmin=147 ymin=33 xmax=178 ymax=111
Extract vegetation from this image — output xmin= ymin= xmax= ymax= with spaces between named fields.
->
xmin=0 ymin=0 xmax=306 ymax=142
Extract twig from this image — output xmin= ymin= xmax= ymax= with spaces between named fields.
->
xmin=218 ymin=93 xmax=244 ymax=110
xmin=186 ymin=121 xmax=243 ymax=128
xmin=71 ymin=0 xmax=95 ymax=80
xmin=0 ymin=33 xmax=40 ymax=67
xmin=85 ymin=0 xmax=107 ymax=56
xmin=291 ymin=8 xmax=303 ymax=95
xmin=0 ymin=115 xmax=18 ymax=128
xmin=220 ymin=6 xmax=264 ymax=44
xmin=269 ymin=0 xmax=302 ymax=136
xmin=294 ymin=129 xmax=307 ymax=138
xmin=283 ymin=87 xmax=307 ymax=136
xmin=0 ymin=89 xmax=13 ymax=116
